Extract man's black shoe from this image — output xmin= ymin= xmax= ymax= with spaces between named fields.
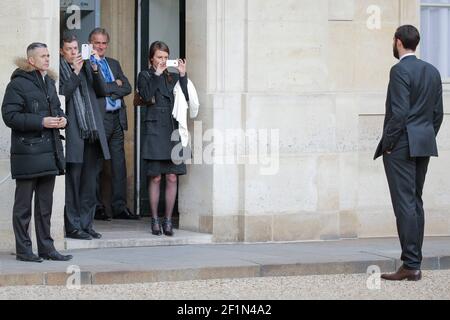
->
xmin=113 ymin=208 xmax=140 ymax=220
xmin=66 ymin=230 xmax=92 ymax=240
xmin=16 ymin=253 xmax=44 ymax=263
xmin=86 ymin=229 xmax=102 ymax=239
xmin=94 ymin=207 xmax=111 ymax=221
xmin=39 ymin=251 xmax=73 ymax=261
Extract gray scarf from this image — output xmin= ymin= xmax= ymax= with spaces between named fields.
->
xmin=60 ymin=58 xmax=99 ymax=142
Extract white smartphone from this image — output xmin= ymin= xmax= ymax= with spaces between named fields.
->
xmin=166 ymin=59 xmax=179 ymax=68
xmin=81 ymin=44 xmax=92 ymax=60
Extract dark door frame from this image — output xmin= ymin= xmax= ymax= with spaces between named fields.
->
xmin=136 ymin=0 xmax=185 ymax=77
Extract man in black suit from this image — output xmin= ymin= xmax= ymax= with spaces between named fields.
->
xmin=374 ymin=25 xmax=444 ymax=281
xmin=89 ymin=28 xmax=138 ymax=220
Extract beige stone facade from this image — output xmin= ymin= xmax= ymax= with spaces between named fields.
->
xmin=179 ymin=0 xmax=450 ymax=242
xmin=0 ymin=0 xmax=449 ymax=251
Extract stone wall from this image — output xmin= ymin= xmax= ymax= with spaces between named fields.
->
xmin=180 ymin=0 xmax=450 ymax=242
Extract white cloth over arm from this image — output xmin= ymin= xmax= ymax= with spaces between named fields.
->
xmin=173 ymin=79 xmax=200 ymax=147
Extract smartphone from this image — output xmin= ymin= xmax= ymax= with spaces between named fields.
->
xmin=166 ymin=59 xmax=179 ymax=68
xmin=81 ymin=44 xmax=93 ymax=60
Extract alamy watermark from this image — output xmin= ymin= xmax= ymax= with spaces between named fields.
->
xmin=366 ymin=265 xmax=381 ymax=290
xmin=66 ymin=265 xmax=81 ymax=290
xmin=64 ymin=5 xmax=81 ymax=30
xmin=367 ymin=5 xmax=382 ymax=30
xmin=170 ymin=121 xmax=280 ymax=176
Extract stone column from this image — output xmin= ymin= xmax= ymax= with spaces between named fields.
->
xmin=100 ymin=0 xmax=136 ymax=215
xmin=182 ymin=0 xmax=339 ymax=242
xmin=0 ymin=0 xmax=63 ymax=252
xmin=179 ymin=0 xmax=214 ymax=235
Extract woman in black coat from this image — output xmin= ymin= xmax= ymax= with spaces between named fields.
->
xmin=137 ymin=41 xmax=189 ymax=236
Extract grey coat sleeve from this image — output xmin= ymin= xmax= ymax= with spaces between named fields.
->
xmin=59 ymin=72 xmax=82 ymax=103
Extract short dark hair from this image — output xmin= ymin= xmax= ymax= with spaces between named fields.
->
xmin=395 ymin=25 xmax=420 ymax=51
xmin=89 ymin=28 xmax=110 ymax=43
xmin=60 ymin=33 xmax=78 ymax=49
xmin=27 ymin=42 xmax=47 ymax=57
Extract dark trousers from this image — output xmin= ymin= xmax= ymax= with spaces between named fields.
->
xmin=65 ymin=142 xmax=100 ymax=234
xmin=383 ymin=134 xmax=430 ymax=270
xmin=97 ymin=111 xmax=127 ymax=216
xmin=13 ymin=176 xmax=56 ymax=256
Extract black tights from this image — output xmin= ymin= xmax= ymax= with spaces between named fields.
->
xmin=149 ymin=174 xmax=178 ymax=220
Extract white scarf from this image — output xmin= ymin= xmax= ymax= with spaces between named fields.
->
xmin=173 ymin=79 xmax=200 ymax=147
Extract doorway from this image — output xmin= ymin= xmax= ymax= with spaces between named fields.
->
xmin=59 ymin=0 xmax=185 ymax=227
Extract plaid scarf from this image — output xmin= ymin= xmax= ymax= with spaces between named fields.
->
xmin=60 ymin=59 xmax=99 ymax=142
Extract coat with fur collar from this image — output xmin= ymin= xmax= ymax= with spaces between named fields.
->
xmin=1 ymin=58 xmax=66 ymax=179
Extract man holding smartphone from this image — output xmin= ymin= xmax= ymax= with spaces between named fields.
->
xmin=89 ymin=28 xmax=137 ymax=221
xmin=60 ymin=33 xmax=111 ymax=240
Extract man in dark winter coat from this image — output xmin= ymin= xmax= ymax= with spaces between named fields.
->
xmin=1 ymin=42 xmax=73 ymax=262
xmin=59 ymin=34 xmax=111 ymax=241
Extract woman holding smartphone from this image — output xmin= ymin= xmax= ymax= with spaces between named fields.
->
xmin=137 ymin=41 xmax=189 ymax=236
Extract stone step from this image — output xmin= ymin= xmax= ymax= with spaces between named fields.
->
xmin=65 ymin=217 xmax=213 ymax=250
xmin=65 ymin=229 xmax=214 ymax=250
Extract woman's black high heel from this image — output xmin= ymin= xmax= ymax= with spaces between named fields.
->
xmin=151 ymin=217 xmax=162 ymax=236
xmin=162 ymin=218 xmax=174 ymax=236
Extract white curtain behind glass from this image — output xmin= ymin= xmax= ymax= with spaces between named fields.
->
xmin=421 ymin=0 xmax=450 ymax=79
